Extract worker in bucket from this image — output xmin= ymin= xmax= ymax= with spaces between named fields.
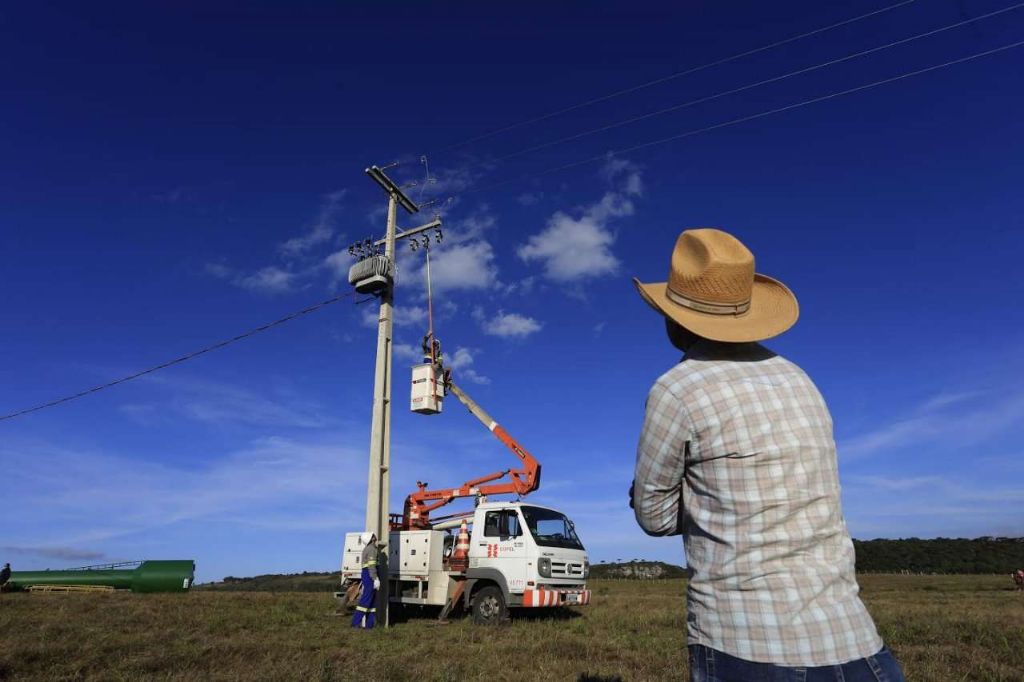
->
xmin=351 ymin=533 xmax=380 ymax=629
xmin=630 ymin=229 xmax=905 ymax=681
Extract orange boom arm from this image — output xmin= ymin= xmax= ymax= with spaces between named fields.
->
xmin=400 ymin=381 xmax=541 ymax=529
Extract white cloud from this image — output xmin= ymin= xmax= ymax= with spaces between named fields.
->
xmin=360 ymin=305 xmax=428 ymax=329
xmin=394 ymin=343 xmax=423 ymax=364
xmin=207 ymin=190 xmax=346 ymax=296
xmin=392 ymin=206 xmax=500 ymax=295
xmin=839 ymin=388 xmax=1024 ymax=461
xmin=279 ymin=189 xmax=345 ymax=257
xmin=446 ymin=347 xmax=490 ymax=385
xmin=518 ymin=158 xmax=642 ymax=283
xmin=518 ymin=210 xmax=620 ymax=282
xmin=461 ymin=369 xmax=490 ymax=385
xmin=517 ymin=191 xmax=543 ymax=206
xmin=0 ymin=436 xmax=366 ymax=550
xmin=419 ymin=164 xmax=480 ymax=198
xmin=503 ymin=276 xmax=537 ymax=296
xmin=842 ymin=472 xmax=1024 ymax=539
xmin=204 ymin=262 xmax=233 ymax=279
xmin=236 ymin=266 xmax=296 ymax=294
xmin=448 ymin=347 xmax=475 ymax=370
xmin=127 ymin=375 xmax=332 ymax=430
xmin=324 ymin=250 xmax=351 ymax=282
xmin=481 ymin=311 xmax=542 ymax=339
xmin=0 ymin=546 xmax=106 ymax=561
xmin=414 ymin=241 xmax=497 ymax=293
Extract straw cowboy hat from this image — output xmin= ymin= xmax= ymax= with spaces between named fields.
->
xmin=633 ymin=228 xmax=799 ymax=343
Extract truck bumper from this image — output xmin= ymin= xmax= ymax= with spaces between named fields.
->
xmin=521 ymin=588 xmax=591 ymax=607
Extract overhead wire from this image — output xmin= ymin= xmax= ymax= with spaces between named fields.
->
xmin=427 ymin=0 xmax=917 ymax=155
xmin=484 ymin=1 xmax=1024 ymax=165
xmin=0 ymin=292 xmax=359 ymax=422
xmin=448 ymin=38 xmax=1024 ymax=199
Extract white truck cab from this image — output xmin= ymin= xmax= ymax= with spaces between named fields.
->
xmin=341 ymin=500 xmax=590 ymax=624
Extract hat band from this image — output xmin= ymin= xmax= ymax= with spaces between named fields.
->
xmin=666 ymin=286 xmax=751 ymax=316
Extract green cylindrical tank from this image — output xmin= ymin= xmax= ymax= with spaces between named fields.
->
xmin=132 ymin=560 xmax=195 ymax=593
xmin=6 ymin=560 xmax=195 ymax=593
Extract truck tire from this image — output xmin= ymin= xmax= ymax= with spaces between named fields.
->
xmin=471 ymin=585 xmax=507 ymax=625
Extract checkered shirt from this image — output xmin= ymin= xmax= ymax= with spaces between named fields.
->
xmin=633 ymin=341 xmax=882 ymax=666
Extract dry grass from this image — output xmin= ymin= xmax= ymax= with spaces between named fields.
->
xmin=0 ymin=575 xmax=1021 ymax=681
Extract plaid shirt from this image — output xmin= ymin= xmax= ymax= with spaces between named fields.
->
xmin=633 ymin=341 xmax=882 ymax=666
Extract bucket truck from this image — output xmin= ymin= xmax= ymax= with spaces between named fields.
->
xmin=339 ymin=347 xmax=591 ymax=624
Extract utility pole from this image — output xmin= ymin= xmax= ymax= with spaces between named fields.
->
xmin=349 ymin=164 xmax=441 ymax=627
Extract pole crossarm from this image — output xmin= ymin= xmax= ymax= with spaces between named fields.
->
xmin=373 ymin=218 xmax=442 ymax=247
xmin=365 ymin=165 xmax=419 ymax=214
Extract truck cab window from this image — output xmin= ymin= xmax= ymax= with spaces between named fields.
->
xmin=484 ymin=510 xmax=521 ymax=538
xmin=506 ymin=513 xmax=521 ymax=538
xmin=484 ymin=511 xmax=502 ymax=537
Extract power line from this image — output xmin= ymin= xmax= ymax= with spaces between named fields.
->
xmin=0 ymin=292 xmax=358 ymax=422
xmin=428 ymin=0 xmax=917 ymax=155
xmin=487 ymin=1 xmax=1024 ymax=165
xmin=452 ymin=38 xmax=1024 ymax=198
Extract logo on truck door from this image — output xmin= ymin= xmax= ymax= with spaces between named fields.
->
xmin=486 ymin=544 xmax=499 ymax=557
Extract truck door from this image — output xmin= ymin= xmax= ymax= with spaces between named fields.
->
xmin=475 ymin=508 xmax=528 ymax=594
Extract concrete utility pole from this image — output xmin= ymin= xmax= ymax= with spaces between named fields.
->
xmin=358 ymin=164 xmax=441 ymax=626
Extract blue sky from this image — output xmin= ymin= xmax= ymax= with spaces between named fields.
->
xmin=2 ymin=1 xmax=1023 ymax=582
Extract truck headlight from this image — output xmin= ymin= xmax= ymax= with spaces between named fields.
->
xmin=538 ymin=558 xmax=551 ymax=578
xmin=583 ymin=560 xmax=590 ymax=578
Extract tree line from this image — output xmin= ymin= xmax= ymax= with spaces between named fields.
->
xmin=853 ymin=537 xmax=1024 ymax=574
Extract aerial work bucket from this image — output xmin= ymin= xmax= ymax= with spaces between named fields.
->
xmin=411 ymin=362 xmax=444 ymax=414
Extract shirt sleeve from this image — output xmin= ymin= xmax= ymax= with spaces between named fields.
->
xmin=633 ymin=380 xmax=689 ymax=537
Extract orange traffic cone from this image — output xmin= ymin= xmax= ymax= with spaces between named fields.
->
xmin=450 ymin=519 xmax=470 ymax=573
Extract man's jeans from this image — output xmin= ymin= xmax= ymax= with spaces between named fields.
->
xmin=689 ymin=645 xmax=906 ymax=682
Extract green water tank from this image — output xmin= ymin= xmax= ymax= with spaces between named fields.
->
xmin=6 ymin=560 xmax=195 ymax=593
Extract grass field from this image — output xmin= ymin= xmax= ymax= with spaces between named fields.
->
xmin=1 ymin=575 xmax=1021 ymax=681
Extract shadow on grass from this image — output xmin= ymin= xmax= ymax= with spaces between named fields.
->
xmin=512 ymin=607 xmax=583 ymax=622
xmin=381 ymin=604 xmax=584 ymax=626
xmin=578 ymin=675 xmax=624 ymax=682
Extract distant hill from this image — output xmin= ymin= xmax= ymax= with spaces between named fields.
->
xmin=590 ymin=560 xmax=688 ymax=579
xmin=198 ymin=571 xmax=341 ymax=592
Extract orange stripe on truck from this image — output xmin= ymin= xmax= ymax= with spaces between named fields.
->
xmin=521 ymin=589 xmax=592 ymax=607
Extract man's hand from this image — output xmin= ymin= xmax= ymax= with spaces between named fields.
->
xmin=373 ymin=577 xmax=381 ymax=590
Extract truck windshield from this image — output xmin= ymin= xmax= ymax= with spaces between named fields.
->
xmin=521 ymin=506 xmax=584 ymax=550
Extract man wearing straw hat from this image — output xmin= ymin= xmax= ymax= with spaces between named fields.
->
xmin=631 ymin=229 xmax=904 ymax=681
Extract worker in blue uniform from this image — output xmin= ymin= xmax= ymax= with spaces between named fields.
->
xmin=351 ymin=532 xmax=380 ymax=629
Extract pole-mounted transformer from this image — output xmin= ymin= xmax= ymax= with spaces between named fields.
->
xmin=348 ymin=254 xmax=394 ymax=295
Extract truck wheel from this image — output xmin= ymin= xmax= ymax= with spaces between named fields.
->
xmin=471 ymin=585 xmax=507 ymax=625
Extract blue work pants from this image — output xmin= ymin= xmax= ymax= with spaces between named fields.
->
xmin=689 ymin=645 xmax=905 ymax=681
xmin=350 ymin=568 xmax=377 ymax=629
